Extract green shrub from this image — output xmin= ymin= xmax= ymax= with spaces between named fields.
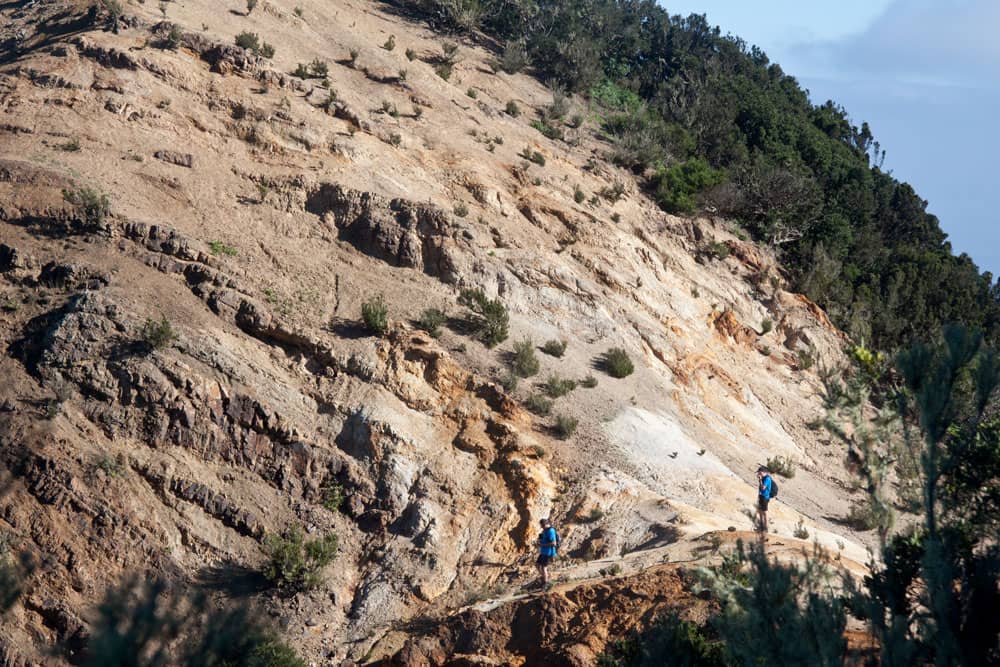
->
xmin=57 ymin=138 xmax=81 ymax=152
xmin=361 ymin=294 xmax=389 ymax=335
xmin=320 ymin=480 xmax=344 ymax=512
xmin=293 ymin=6 xmax=303 ymax=17
xmin=599 ymin=180 xmax=625 ymax=202
xmin=511 ymin=339 xmax=540 ymax=377
xmin=141 ymin=315 xmax=177 ymax=351
xmin=541 ymin=339 xmax=567 ymax=357
xmin=405 ymin=47 xmax=417 ymax=61
xmin=652 ymin=158 xmax=724 ymax=214
xmin=797 ymin=349 xmax=815 ymax=370
xmin=554 ymin=414 xmax=578 ymax=439
xmin=531 ymin=120 xmax=564 ymax=141
xmin=705 ymin=241 xmax=731 ymax=260
xmin=498 ymin=41 xmax=528 ymax=74
xmin=543 ymin=375 xmax=576 ymax=398
xmin=466 ymin=87 xmax=477 ymax=99
xmin=258 ymin=42 xmax=275 ymax=58
xmin=499 ymin=372 xmax=518 ymax=392
xmin=524 ymin=394 xmax=552 ymax=416
xmin=246 ymin=0 xmax=257 ymax=14
xmin=610 ymin=212 xmax=621 ymax=223
xmin=417 ymin=308 xmax=446 ymax=337
xmin=349 ymin=48 xmax=359 ymax=64
xmin=208 ymin=240 xmax=237 ymax=256
xmin=387 ymin=132 xmax=402 ymax=147
xmin=434 ymin=63 xmax=452 ymax=80
xmin=765 ymin=455 xmax=795 ymax=478
xmin=793 ymin=519 xmax=809 ymax=540
xmin=236 ymin=31 xmax=259 ymax=51
xmin=458 ymin=288 xmax=509 ymax=347
xmin=505 ymin=100 xmax=520 ymax=117
xmin=568 ymin=113 xmax=584 ymax=128
xmin=262 ymin=526 xmax=338 ymax=591
xmin=573 ymin=185 xmax=585 ymax=204
xmin=845 ymin=501 xmax=882 ymax=532
xmin=581 ymin=374 xmax=598 ymax=388
xmin=453 ymin=202 xmax=469 ymax=217
xmin=602 ymin=347 xmax=634 ymax=378
xmin=63 ymin=187 xmax=111 ymax=230
xmin=309 ymin=58 xmax=328 ymax=77
xmin=292 ymin=63 xmax=310 ymax=79
xmin=382 ymin=35 xmax=395 ymax=51
xmin=518 ymin=146 xmax=545 ymax=166
xmin=760 ymin=318 xmax=773 ymax=334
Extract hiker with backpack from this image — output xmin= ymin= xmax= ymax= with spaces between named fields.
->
xmin=756 ymin=465 xmax=776 ymax=532
xmin=536 ymin=518 xmax=559 ymax=588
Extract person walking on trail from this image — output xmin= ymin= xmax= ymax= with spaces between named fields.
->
xmin=536 ymin=518 xmax=559 ymax=588
xmin=756 ymin=465 xmax=773 ymax=533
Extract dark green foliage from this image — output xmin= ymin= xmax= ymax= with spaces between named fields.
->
xmin=361 ymin=294 xmax=389 ymax=335
xmin=543 ymin=375 xmax=576 ymax=398
xmin=531 ymin=119 xmax=564 ymax=141
xmin=505 ymin=100 xmax=520 ymax=117
xmin=518 ymin=146 xmax=545 ymax=166
xmin=258 ymin=42 xmax=275 ymax=58
xmin=401 ymin=0 xmax=998 ymax=352
xmin=541 ymin=339 xmax=567 ymax=357
xmin=62 ymin=187 xmax=110 ymax=230
xmin=0 ymin=541 xmax=22 ymax=616
xmin=631 ymin=614 xmax=728 ymax=667
xmin=453 ymin=202 xmax=469 ymax=217
xmin=499 ymin=372 xmax=518 ymax=392
xmin=320 ymin=480 xmax=344 ymax=512
xmin=573 ymin=185 xmax=585 ymax=204
xmin=765 ymin=455 xmax=794 ymax=478
xmin=554 ymin=415 xmax=578 ymax=439
xmin=141 ymin=316 xmax=177 ymax=351
xmin=262 ymin=527 xmax=338 ymax=591
xmin=382 ymin=34 xmax=395 ymax=51
xmin=652 ymin=159 xmax=724 ymax=214
xmin=524 ymin=394 xmax=552 ymax=416
xmin=84 ymin=577 xmax=305 ymax=667
xmin=292 ymin=63 xmax=310 ymax=79
xmin=434 ymin=62 xmax=452 ymax=80
xmin=417 ymin=308 xmax=446 ymax=337
xmin=511 ymin=338 xmax=540 ymax=377
xmin=603 ymin=347 xmax=634 ymax=378
xmin=458 ymin=288 xmax=509 ymax=347
xmin=163 ymin=24 xmax=182 ymax=50
xmin=760 ymin=318 xmax=773 ymax=334
xmin=581 ymin=374 xmax=598 ymax=388
xmin=406 ymin=47 xmax=417 ymax=61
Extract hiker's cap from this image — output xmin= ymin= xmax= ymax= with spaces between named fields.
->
xmin=757 ymin=465 xmax=769 ymax=473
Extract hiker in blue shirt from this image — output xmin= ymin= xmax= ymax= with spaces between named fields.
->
xmin=536 ymin=518 xmax=559 ymax=588
xmin=756 ymin=465 xmax=773 ymax=532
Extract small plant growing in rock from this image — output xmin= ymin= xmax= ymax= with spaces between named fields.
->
xmin=382 ymin=34 xmax=396 ymax=51
xmin=541 ymin=339 xmax=567 ymax=357
xmin=524 ymin=394 xmax=552 ymax=416
xmin=348 ymin=48 xmax=359 ymax=66
xmin=63 ymin=187 xmax=110 ymax=230
xmin=543 ymin=375 xmax=576 ymax=398
xmin=766 ymin=455 xmax=795 ymax=478
xmin=458 ymin=288 xmax=508 ymax=348
xmin=141 ymin=315 xmax=177 ymax=351
xmin=610 ymin=212 xmax=621 ymax=223
xmin=412 ymin=105 xmax=423 ymax=119
xmin=361 ymin=294 xmax=389 ymax=335
xmin=292 ymin=63 xmax=310 ymax=79
xmin=793 ymin=519 xmax=809 ymax=540
xmin=554 ymin=415 xmax=578 ymax=439
xmin=262 ymin=526 xmax=338 ymax=591
xmin=602 ymin=347 xmax=634 ymax=378
xmin=387 ymin=132 xmax=402 ymax=147
xmin=159 ymin=1 xmax=168 ymax=17
xmin=511 ymin=339 xmax=540 ymax=378
xmin=581 ymin=374 xmax=598 ymax=388
xmin=309 ymin=59 xmax=328 ymax=77
xmin=499 ymin=372 xmax=518 ymax=392
xmin=57 ymin=138 xmax=81 ymax=152
xmin=245 ymin=0 xmax=257 ymax=15
xmin=573 ymin=185 xmax=585 ymax=204
xmin=797 ymin=349 xmax=815 ymax=370
xmin=293 ymin=6 xmax=303 ymax=17
xmin=600 ymin=180 xmax=625 ymax=202
xmin=235 ymin=31 xmax=259 ymax=50
xmin=398 ymin=68 xmax=407 ymax=81
xmin=442 ymin=41 xmax=459 ymax=59
xmin=505 ymin=100 xmax=520 ymax=117
xmin=208 ymin=240 xmax=238 ymax=256
xmin=760 ymin=318 xmax=773 ymax=334
xmin=320 ymin=480 xmax=344 ymax=512
xmin=405 ymin=47 xmax=417 ymax=61
xmin=417 ymin=308 xmax=446 ymax=337
xmin=93 ymin=453 xmax=126 ymax=478
xmin=434 ymin=63 xmax=452 ymax=80
xmin=518 ymin=146 xmax=545 ymax=166
xmin=453 ymin=202 xmax=469 ymax=218
xmin=568 ymin=113 xmax=584 ymax=129
xmin=163 ymin=24 xmax=182 ymax=50
xmin=466 ymin=87 xmax=477 ymax=99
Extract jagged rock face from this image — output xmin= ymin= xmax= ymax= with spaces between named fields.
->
xmin=0 ymin=0 xmax=869 ymax=663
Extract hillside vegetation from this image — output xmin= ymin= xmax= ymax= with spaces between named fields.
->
xmin=410 ymin=0 xmax=1000 ymax=350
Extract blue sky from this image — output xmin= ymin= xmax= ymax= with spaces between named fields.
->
xmin=663 ymin=0 xmax=1000 ymax=277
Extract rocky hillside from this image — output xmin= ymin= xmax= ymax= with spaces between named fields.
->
xmin=1 ymin=1 xmax=873 ymax=664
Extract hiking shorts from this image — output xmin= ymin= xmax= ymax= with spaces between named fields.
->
xmin=758 ymin=496 xmax=770 ymax=511
xmin=536 ymin=554 xmax=553 ymax=566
